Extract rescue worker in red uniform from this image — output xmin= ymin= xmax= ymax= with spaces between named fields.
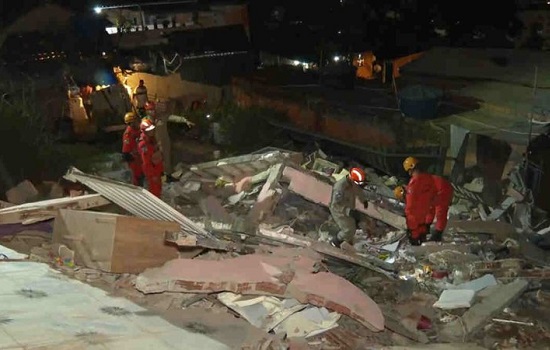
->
xmin=121 ymin=112 xmax=143 ymax=186
xmin=424 ymin=174 xmax=454 ymax=242
xmin=400 ymin=157 xmax=437 ymax=245
xmin=138 ymin=119 xmax=164 ymax=198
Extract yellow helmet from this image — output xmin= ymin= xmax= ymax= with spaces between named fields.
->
xmin=403 ymin=156 xmax=419 ymax=172
xmin=394 ymin=186 xmax=405 ymax=201
xmin=124 ymin=112 xmax=137 ymax=124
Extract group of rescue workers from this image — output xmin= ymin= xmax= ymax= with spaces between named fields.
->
xmin=121 ymin=80 xmax=165 ymax=198
xmin=124 ymin=80 xmax=453 ymax=246
xmin=329 ymin=157 xmax=453 ymax=248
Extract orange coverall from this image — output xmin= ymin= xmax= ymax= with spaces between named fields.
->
xmin=122 ymin=126 xmax=143 ymax=186
xmin=405 ymin=172 xmax=437 ymax=239
xmin=138 ymin=134 xmax=164 ymax=198
xmin=425 ymin=175 xmax=454 ymax=232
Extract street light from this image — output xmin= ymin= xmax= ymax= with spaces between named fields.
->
xmin=94 ymin=6 xmax=102 ymax=14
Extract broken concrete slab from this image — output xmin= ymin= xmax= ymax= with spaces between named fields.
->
xmin=288 ymin=271 xmax=385 ymax=332
xmin=5 ymin=180 xmax=39 ymax=204
xmin=439 ymin=279 xmax=529 ymax=342
xmin=200 ymin=196 xmax=236 ymax=231
xmin=0 ymin=194 xmax=110 ymax=225
xmin=135 ymin=253 xmax=317 ymax=296
xmin=446 ymin=220 xmax=517 ymax=240
xmin=135 ymin=250 xmax=385 ymax=332
xmin=282 ymin=166 xmax=406 ymax=230
xmin=433 ymin=289 xmax=475 ymax=309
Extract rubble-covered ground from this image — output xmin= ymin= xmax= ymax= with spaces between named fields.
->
xmin=1 ymin=139 xmax=550 ymax=350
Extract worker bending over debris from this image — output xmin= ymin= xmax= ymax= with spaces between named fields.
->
xmin=425 ymin=173 xmax=453 ymax=242
xmin=121 ymin=112 xmax=143 ymax=186
xmin=400 ymin=157 xmax=437 ymax=245
xmin=329 ymin=167 xmax=369 ymax=248
xmin=396 ymin=157 xmax=454 ymax=244
xmin=138 ymin=119 xmax=164 ymax=198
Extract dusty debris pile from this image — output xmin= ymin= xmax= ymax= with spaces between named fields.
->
xmin=1 ymin=147 xmax=550 ymax=349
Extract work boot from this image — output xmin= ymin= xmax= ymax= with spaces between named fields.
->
xmin=330 ymin=237 xmax=344 ymax=248
xmin=409 ymin=234 xmax=426 ymax=246
xmin=429 ymin=230 xmax=443 ymax=242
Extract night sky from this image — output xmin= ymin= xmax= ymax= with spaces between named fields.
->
xmin=0 ymin=0 xmax=524 ymax=58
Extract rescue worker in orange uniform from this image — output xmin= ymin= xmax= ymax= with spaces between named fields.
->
xmin=121 ymin=112 xmax=143 ymax=186
xmin=424 ymin=174 xmax=454 ymax=242
xmin=138 ymin=119 xmax=164 ymax=198
xmin=400 ymin=157 xmax=437 ymax=245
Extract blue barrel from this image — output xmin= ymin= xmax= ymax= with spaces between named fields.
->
xmin=398 ymin=85 xmax=442 ymax=120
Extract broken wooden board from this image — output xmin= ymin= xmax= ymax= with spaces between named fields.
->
xmin=0 ymin=194 xmax=110 ymax=225
xmin=247 ymin=163 xmax=286 ymax=224
xmin=439 ymin=279 xmax=529 ymax=342
xmin=282 ymin=166 xmax=406 ymax=230
xmin=53 ymin=209 xmax=181 ymax=273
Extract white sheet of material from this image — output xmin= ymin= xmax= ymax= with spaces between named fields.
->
xmin=0 ymin=262 xmax=229 ymax=350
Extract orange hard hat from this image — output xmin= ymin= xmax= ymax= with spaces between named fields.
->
xmin=394 ymin=186 xmax=405 ymax=201
xmin=144 ymin=101 xmax=156 ymax=110
xmin=140 ymin=118 xmax=155 ymax=132
xmin=124 ymin=112 xmax=137 ymax=124
xmin=349 ymin=167 xmax=366 ymax=184
xmin=403 ymin=157 xmax=419 ymax=172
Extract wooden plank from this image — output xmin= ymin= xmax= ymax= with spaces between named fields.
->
xmin=111 ymin=215 xmax=180 ymax=273
xmin=0 ymin=194 xmax=110 ymax=224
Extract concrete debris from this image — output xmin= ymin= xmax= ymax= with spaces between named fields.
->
xmin=217 ymin=292 xmax=341 ymax=338
xmin=5 ymin=180 xmax=39 ymax=205
xmin=433 ymin=289 xmax=475 ymax=309
xmin=439 ymin=279 xmax=529 ymax=342
xmin=2 ymin=145 xmax=550 ymax=348
xmin=135 ymin=250 xmax=385 ymax=332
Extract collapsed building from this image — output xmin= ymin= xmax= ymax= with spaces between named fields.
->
xmin=0 ymin=142 xmax=549 ymax=348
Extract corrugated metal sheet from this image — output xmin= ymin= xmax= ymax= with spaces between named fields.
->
xmin=64 ymin=167 xmax=213 ymax=239
xmin=189 ymin=149 xmax=302 ymax=180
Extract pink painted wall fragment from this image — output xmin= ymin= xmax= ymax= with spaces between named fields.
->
xmin=283 ymin=166 xmax=406 ymax=229
xmin=288 ymin=271 xmax=385 ymax=332
xmin=136 ymin=250 xmax=385 ymax=332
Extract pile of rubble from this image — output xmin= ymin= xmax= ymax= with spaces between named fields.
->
xmin=1 ymin=147 xmax=550 ymax=349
